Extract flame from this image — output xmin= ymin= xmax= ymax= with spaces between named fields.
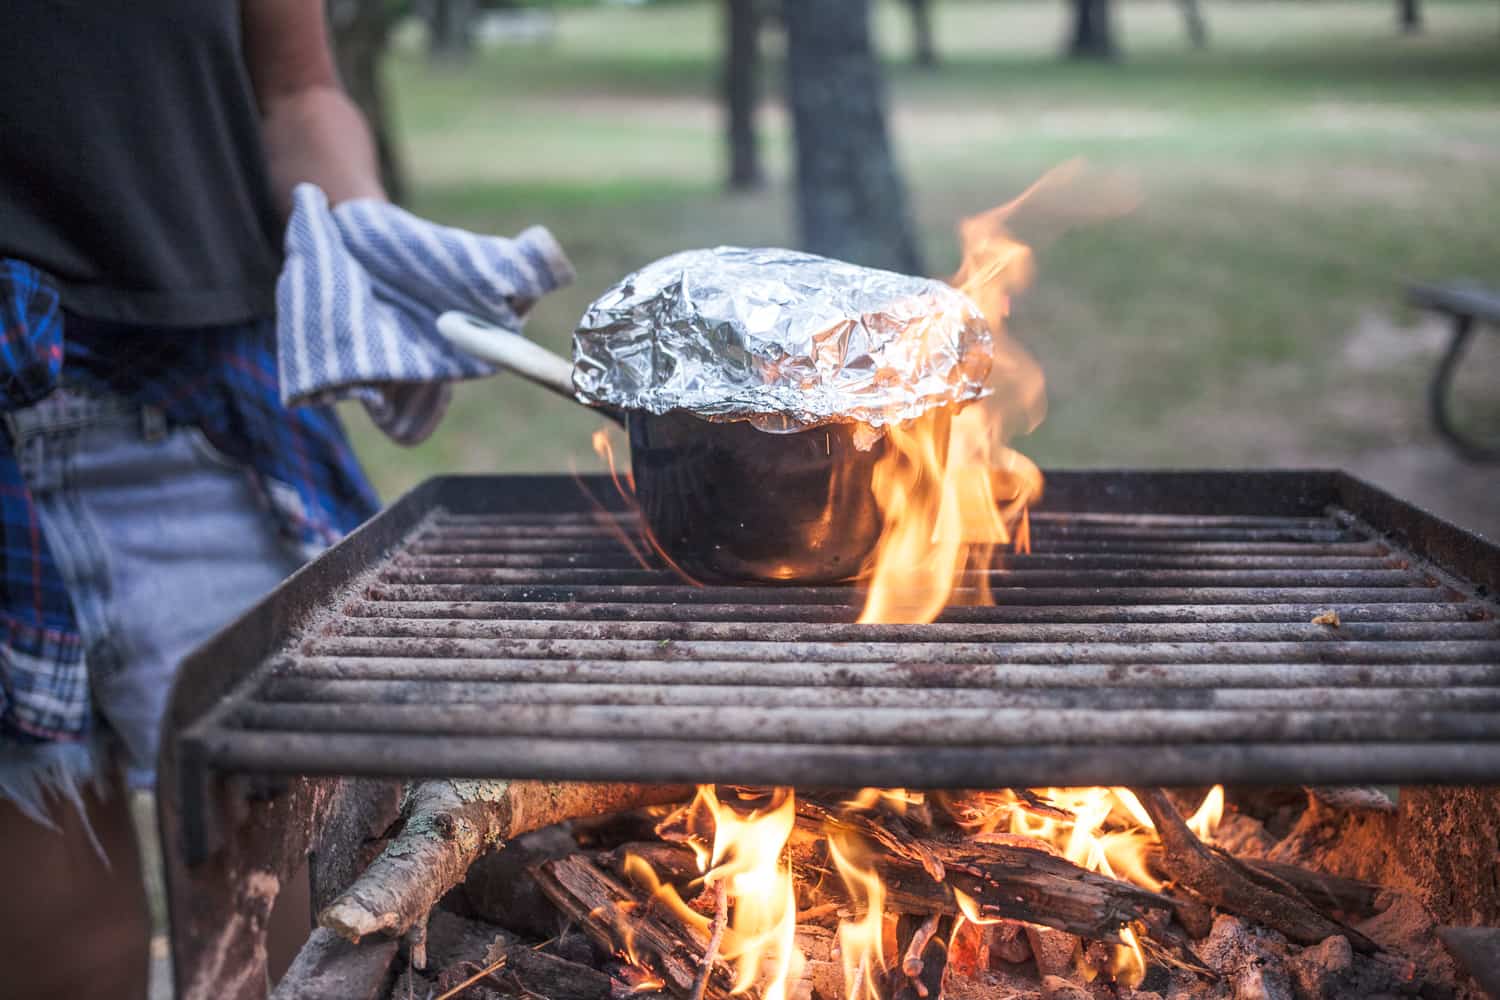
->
xmin=829 ymin=832 xmax=887 ymax=1000
xmin=857 ymin=186 xmax=1047 ymax=625
xmin=582 ymin=424 xmax=703 ymax=584
xmin=1186 ymin=784 xmax=1225 ymax=842
xmin=646 ymin=787 xmax=803 ymax=1000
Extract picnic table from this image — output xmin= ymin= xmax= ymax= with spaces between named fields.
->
xmin=1407 ymin=282 xmax=1500 ymax=463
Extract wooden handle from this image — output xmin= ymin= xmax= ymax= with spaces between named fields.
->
xmin=436 ymin=311 xmax=578 ymax=403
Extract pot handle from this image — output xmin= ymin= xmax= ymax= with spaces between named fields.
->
xmin=436 ymin=310 xmax=578 ymax=402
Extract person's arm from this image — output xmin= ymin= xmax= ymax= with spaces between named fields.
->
xmin=243 ymin=0 xmax=386 ymax=215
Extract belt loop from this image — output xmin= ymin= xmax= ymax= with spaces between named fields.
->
xmin=141 ymin=405 xmax=168 ymax=443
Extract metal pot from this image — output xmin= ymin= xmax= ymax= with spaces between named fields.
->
xmin=437 ymin=311 xmax=893 ymax=583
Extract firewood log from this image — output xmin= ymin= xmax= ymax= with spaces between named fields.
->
xmin=530 ymin=853 xmax=737 ymax=1000
xmin=1131 ymin=788 xmax=1378 ymax=953
xmin=319 ymin=781 xmax=689 ymax=945
xmin=789 ymin=815 xmax=1170 ymax=945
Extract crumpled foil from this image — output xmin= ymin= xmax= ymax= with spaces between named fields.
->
xmin=572 ymin=246 xmax=993 ymax=432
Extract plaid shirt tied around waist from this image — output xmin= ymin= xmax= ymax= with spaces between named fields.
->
xmin=0 ymin=258 xmax=378 ymax=745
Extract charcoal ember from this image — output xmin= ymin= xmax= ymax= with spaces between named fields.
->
xmin=948 ymin=918 xmax=990 ymax=978
xmin=987 ymin=921 xmax=1034 ymax=966
xmin=1040 ymin=974 xmax=1094 ymax=1000
xmin=1287 ymin=935 xmax=1353 ymax=999
xmin=795 ymin=925 xmax=842 ymax=1000
xmin=1163 ymin=966 xmax=1231 ymax=1000
xmin=424 ymin=909 xmax=516 ymax=971
xmin=1194 ymin=915 xmax=1295 ymax=1000
xmin=606 ymin=841 xmax=702 ymax=892
xmin=461 ymin=824 xmax=581 ymax=939
xmin=553 ymin=927 xmax=603 ymax=967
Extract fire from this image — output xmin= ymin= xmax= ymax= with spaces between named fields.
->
xmin=631 ymin=783 xmax=1223 ymax=998
xmin=641 ymin=787 xmax=804 ymax=1000
xmin=857 ymin=185 xmax=1047 ymax=625
xmin=583 ymin=426 xmax=703 ymax=583
xmin=828 ymin=831 xmax=888 ymax=1000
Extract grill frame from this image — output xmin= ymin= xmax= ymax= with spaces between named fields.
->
xmin=157 ymin=468 xmax=1500 ymax=1000
xmin=164 ymin=469 xmax=1499 ymax=858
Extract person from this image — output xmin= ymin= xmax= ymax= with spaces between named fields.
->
xmin=0 ymin=4 xmax=393 ymax=997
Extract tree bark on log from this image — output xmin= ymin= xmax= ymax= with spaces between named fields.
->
xmin=320 ymin=781 xmax=688 ymax=944
xmin=889 ymin=913 xmax=951 ymax=999
xmin=783 ymin=0 xmax=923 ymax=275
xmin=1066 ymin=0 xmax=1118 ymax=60
xmin=531 ymin=854 xmax=738 ymax=1000
xmin=485 ymin=940 xmax=625 ymax=1000
xmin=1241 ymin=858 xmax=1384 ymax=920
xmin=1133 ymin=788 xmax=1378 ymax=952
xmin=790 ymin=816 xmax=1169 ymax=944
xmin=723 ymin=0 xmax=764 ymax=190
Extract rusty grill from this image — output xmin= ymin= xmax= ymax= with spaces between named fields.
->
xmin=168 ymin=470 xmax=1500 ymax=857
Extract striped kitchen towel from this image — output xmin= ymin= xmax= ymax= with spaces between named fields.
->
xmin=276 ymin=183 xmax=575 ymax=444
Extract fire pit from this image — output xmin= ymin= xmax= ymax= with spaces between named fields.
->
xmin=157 ymin=469 xmax=1500 ymax=1000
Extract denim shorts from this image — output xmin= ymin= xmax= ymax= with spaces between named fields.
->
xmin=0 ymin=389 xmax=302 ymax=818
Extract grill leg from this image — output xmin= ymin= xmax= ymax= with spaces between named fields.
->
xmin=1429 ymin=315 xmax=1500 ymax=463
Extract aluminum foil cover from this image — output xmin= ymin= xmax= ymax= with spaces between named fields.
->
xmin=572 ymin=246 xmax=993 ymax=431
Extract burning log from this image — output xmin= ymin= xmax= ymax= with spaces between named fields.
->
xmin=1132 ymin=788 xmax=1379 ymax=953
xmin=791 ymin=812 xmax=1171 ymax=945
xmin=889 ymin=913 xmax=952 ymax=1000
xmin=530 ymin=853 xmax=737 ymax=1000
xmin=1240 ymin=858 xmax=1385 ymax=921
xmin=320 ymin=780 xmax=688 ymax=947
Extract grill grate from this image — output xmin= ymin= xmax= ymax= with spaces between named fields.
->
xmin=173 ymin=472 xmax=1500 ymax=805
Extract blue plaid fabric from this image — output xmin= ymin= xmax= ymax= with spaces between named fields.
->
xmin=0 ymin=259 xmax=378 ymax=744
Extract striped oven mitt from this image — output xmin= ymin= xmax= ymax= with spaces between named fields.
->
xmin=276 ymin=183 xmax=575 ymax=444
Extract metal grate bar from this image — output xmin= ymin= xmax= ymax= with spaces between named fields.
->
xmin=364 ymin=584 xmax=1458 ymax=606
xmin=176 ymin=473 xmax=1500 ymax=791
xmin=317 ymin=617 xmax=1500 ymax=644
xmin=278 ymin=657 xmax=1500 ymax=688
xmin=340 ymin=600 xmax=1482 ymax=624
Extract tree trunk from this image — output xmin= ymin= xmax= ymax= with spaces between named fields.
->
xmin=429 ymin=0 xmax=477 ymax=64
xmin=1067 ymin=0 xmax=1117 ymax=60
xmin=1398 ymin=0 xmax=1423 ymax=33
xmin=723 ymin=0 xmax=764 ymax=190
xmin=329 ymin=0 xmax=408 ymax=204
xmin=783 ymin=0 xmax=923 ymax=275
xmin=909 ymin=0 xmax=938 ymax=68
xmin=1179 ymin=0 xmax=1208 ymax=48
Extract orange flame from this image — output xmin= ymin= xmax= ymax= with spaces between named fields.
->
xmin=646 ymin=787 xmax=803 ymax=1000
xmin=829 ymin=832 xmax=887 ymax=1000
xmin=857 ymin=185 xmax=1048 ymax=625
xmin=583 ymin=423 xmax=703 ymax=584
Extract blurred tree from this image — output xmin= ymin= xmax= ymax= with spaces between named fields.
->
xmin=1179 ymin=0 xmax=1208 ymax=47
xmin=1066 ymin=0 xmax=1117 ymax=60
xmin=784 ymin=0 xmax=922 ymax=274
xmin=907 ymin=0 xmax=938 ymax=68
xmin=723 ymin=0 xmax=764 ymax=190
xmin=428 ymin=0 xmax=477 ymax=63
xmin=330 ymin=0 xmax=409 ymax=203
xmin=1398 ymin=0 xmax=1423 ymax=33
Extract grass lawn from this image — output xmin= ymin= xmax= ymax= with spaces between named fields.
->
xmin=345 ymin=0 xmax=1500 ymax=536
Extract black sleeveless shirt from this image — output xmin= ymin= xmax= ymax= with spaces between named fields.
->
xmin=0 ymin=1 xmax=282 ymax=325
